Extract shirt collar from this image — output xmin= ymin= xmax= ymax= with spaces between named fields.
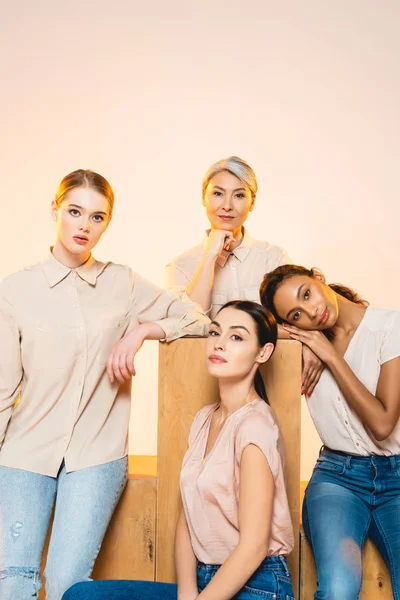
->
xmin=42 ymin=250 xmax=107 ymax=288
xmin=202 ymin=228 xmax=253 ymax=268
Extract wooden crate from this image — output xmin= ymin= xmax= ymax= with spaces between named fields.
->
xmin=299 ymin=527 xmax=393 ymax=600
xmin=157 ymin=338 xmax=302 ymax=597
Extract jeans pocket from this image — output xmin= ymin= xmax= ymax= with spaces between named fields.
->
xmin=241 ymin=587 xmax=277 ymax=599
xmin=240 ymin=568 xmax=279 ymax=599
xmin=315 ymin=458 xmax=345 ymax=475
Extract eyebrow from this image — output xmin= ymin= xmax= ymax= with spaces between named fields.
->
xmin=210 ymin=321 xmax=250 ymax=334
xmin=68 ymin=203 xmax=108 ymax=216
xmin=285 ymin=284 xmax=304 ymax=319
xmin=212 ymin=185 xmax=246 ymax=193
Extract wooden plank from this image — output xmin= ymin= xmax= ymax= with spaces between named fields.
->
xmin=261 ymin=340 xmax=302 ymax=596
xmin=128 ymin=455 xmax=157 ymax=476
xmin=39 ymin=476 xmax=156 ymax=599
xmin=157 ymin=338 xmax=302 ymax=597
xmin=300 ymin=526 xmax=393 ymax=600
xmin=93 ymin=476 xmax=156 ymax=581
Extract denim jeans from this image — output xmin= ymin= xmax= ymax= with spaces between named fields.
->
xmin=197 ymin=555 xmax=295 ymax=599
xmin=0 ymin=457 xmax=128 ymax=600
xmin=303 ymin=447 xmax=400 ymax=600
xmin=62 ymin=555 xmax=295 ymax=599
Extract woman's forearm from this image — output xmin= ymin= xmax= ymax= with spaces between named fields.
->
xmin=197 ymin=542 xmax=268 ymax=600
xmin=328 ymin=355 xmax=397 ymax=440
xmin=174 ymin=509 xmax=198 ymax=600
xmin=186 ymin=254 xmax=217 ymax=313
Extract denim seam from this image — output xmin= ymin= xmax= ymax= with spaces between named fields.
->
xmin=242 ymin=584 xmax=277 ymax=598
xmin=0 ymin=567 xmax=40 ymax=598
xmin=87 ymin=459 xmax=128 ymax=575
xmin=358 ymin=513 xmax=372 ymax=598
xmin=372 ymin=513 xmax=399 ymax=600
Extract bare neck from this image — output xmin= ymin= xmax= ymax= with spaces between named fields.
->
xmin=52 ymin=241 xmax=91 ymax=269
xmin=216 ymin=374 xmax=258 ymax=420
xmin=334 ymin=294 xmax=367 ymax=336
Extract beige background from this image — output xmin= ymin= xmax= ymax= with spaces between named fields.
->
xmin=1 ymin=1 xmax=399 ymax=479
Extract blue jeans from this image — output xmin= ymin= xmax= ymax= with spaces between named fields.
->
xmin=63 ymin=555 xmax=295 ymax=599
xmin=0 ymin=457 xmax=128 ymax=600
xmin=197 ymin=555 xmax=295 ymax=599
xmin=303 ymin=447 xmax=400 ymax=600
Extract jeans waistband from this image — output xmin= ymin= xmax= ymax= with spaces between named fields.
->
xmin=197 ymin=555 xmax=289 ymax=575
xmin=321 ymin=446 xmax=400 ymax=469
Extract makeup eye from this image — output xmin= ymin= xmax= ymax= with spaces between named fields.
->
xmin=293 ymin=311 xmax=301 ymax=321
xmin=213 ymin=191 xmax=222 ymax=196
xmin=231 ymin=334 xmax=243 ymax=341
xmin=304 ymin=289 xmax=310 ymax=300
xmin=209 ymin=330 xmax=219 ymax=337
xmin=235 ymin=193 xmax=245 ymax=199
xmin=92 ymin=215 xmax=104 ymax=222
xmin=69 ymin=209 xmax=80 ymax=217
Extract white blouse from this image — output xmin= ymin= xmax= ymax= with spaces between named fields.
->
xmin=307 ymin=307 xmax=400 ymax=456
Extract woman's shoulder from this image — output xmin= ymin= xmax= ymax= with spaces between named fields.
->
xmin=188 ymin=404 xmax=217 ymax=445
xmin=364 ymin=306 xmax=400 ymax=334
xmin=0 ymin=260 xmax=44 ymax=295
xmin=234 ymin=400 xmax=280 ymax=436
xmin=167 ymin=243 xmax=205 ymax=270
xmin=193 ymin=403 xmax=218 ymax=423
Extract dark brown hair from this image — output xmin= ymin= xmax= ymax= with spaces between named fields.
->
xmin=260 ymin=265 xmax=368 ymax=337
xmin=217 ymin=300 xmax=277 ymax=404
xmin=55 ymin=169 xmax=114 ymax=217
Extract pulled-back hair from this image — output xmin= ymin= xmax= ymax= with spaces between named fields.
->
xmin=260 ymin=265 xmax=368 ymax=338
xmin=202 ymin=156 xmax=258 ymax=200
xmin=217 ymin=300 xmax=277 ymax=404
xmin=55 ymin=169 xmax=114 ymax=217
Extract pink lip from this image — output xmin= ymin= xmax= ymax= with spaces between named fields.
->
xmin=73 ymin=236 xmax=89 ymax=245
xmin=218 ymin=215 xmax=235 ymax=221
xmin=319 ymin=308 xmax=329 ymax=325
xmin=208 ymin=354 xmax=227 ymax=364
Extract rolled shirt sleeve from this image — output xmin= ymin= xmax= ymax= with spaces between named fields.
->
xmin=129 ymin=269 xmax=209 ymax=341
xmin=0 ymin=281 xmax=23 ymax=446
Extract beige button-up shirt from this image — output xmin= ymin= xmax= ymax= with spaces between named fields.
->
xmin=308 ymin=307 xmax=400 ymax=455
xmin=165 ymin=229 xmax=291 ymax=318
xmin=0 ymin=252 xmax=209 ymax=476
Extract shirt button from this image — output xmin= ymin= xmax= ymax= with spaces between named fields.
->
xmin=356 ymin=443 xmax=360 ymax=446
xmin=80 ymin=353 xmax=85 ymax=359
xmin=117 ymin=321 xmax=121 ymax=327
xmin=73 ymin=302 xmax=79 ymax=308
xmin=345 ymin=420 xmax=349 ymax=425
xmin=80 ymin=326 xmax=85 ymax=331
xmin=63 ymin=436 xmax=69 ymax=442
xmin=337 ymin=397 xmax=341 ymax=401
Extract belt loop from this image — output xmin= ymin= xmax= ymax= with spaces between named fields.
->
xmin=279 ymin=555 xmax=290 ymax=577
xmin=389 ymin=456 xmax=396 ymax=471
xmin=346 ymin=454 xmax=352 ymax=469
